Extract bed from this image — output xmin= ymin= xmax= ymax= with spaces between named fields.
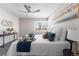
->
xmin=7 ymin=34 xmax=70 ymax=56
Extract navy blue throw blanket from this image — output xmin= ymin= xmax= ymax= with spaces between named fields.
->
xmin=17 ymin=41 xmax=32 ymax=52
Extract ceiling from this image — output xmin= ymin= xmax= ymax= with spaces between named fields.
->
xmin=0 ymin=3 xmax=70 ymax=18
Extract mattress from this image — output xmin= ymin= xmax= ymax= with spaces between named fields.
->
xmin=7 ymin=34 xmax=70 ymax=56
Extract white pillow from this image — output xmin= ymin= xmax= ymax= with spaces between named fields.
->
xmin=52 ymin=27 xmax=63 ymax=41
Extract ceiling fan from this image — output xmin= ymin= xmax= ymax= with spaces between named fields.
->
xmin=20 ymin=4 xmax=40 ymax=14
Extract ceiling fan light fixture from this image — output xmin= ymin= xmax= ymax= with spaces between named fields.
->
xmin=28 ymin=12 xmax=32 ymax=14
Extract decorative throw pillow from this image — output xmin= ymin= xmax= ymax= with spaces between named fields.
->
xmin=48 ymin=32 xmax=55 ymax=41
xmin=42 ymin=32 xmax=48 ymax=39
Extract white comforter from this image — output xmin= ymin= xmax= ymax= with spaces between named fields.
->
xmin=7 ymin=34 xmax=70 ymax=56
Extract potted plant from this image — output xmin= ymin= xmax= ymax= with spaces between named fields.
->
xmin=10 ymin=28 xmax=14 ymax=33
xmin=6 ymin=28 xmax=10 ymax=33
xmin=28 ymin=32 xmax=36 ymax=41
xmin=6 ymin=28 xmax=14 ymax=33
xmin=28 ymin=32 xmax=33 ymax=38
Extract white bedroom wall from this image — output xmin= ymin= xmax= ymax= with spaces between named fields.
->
xmin=48 ymin=17 xmax=79 ymax=31
xmin=0 ymin=8 xmax=19 ymax=33
xmin=48 ymin=8 xmax=79 ymax=31
xmin=19 ymin=18 xmax=47 ymax=37
xmin=0 ymin=8 xmax=19 ymax=46
xmin=54 ymin=18 xmax=79 ymax=30
xmin=47 ymin=17 xmax=54 ymax=32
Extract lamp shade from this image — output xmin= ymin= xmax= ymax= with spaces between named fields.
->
xmin=67 ymin=30 xmax=79 ymax=41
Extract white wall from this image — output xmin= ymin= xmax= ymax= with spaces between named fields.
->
xmin=48 ymin=17 xmax=79 ymax=31
xmin=0 ymin=8 xmax=19 ymax=46
xmin=47 ymin=8 xmax=79 ymax=31
xmin=47 ymin=18 xmax=54 ymax=31
xmin=19 ymin=18 xmax=47 ymax=36
xmin=54 ymin=18 xmax=79 ymax=30
xmin=0 ymin=8 xmax=19 ymax=33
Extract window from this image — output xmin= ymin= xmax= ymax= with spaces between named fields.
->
xmin=34 ymin=21 xmax=47 ymax=31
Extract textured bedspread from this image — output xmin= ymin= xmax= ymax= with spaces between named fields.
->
xmin=7 ymin=35 xmax=70 ymax=56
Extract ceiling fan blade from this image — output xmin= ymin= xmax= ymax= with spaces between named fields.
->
xmin=32 ymin=9 xmax=40 ymax=13
xmin=19 ymin=10 xmax=28 ymax=13
xmin=24 ymin=5 xmax=31 ymax=12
